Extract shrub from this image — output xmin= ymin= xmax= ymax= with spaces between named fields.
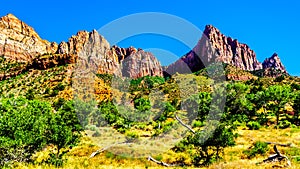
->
xmin=246 ymin=121 xmax=261 ymax=130
xmin=192 ymin=120 xmax=204 ymax=128
xmin=278 ymin=120 xmax=291 ymax=129
xmin=85 ymin=125 xmax=97 ymax=131
xmin=92 ymin=130 xmax=101 ymax=137
xmin=243 ymin=141 xmax=269 ymax=159
xmin=125 ymin=131 xmax=139 ymax=140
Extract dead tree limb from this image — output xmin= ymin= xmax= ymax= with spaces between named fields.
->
xmin=261 ymin=145 xmax=291 ymax=167
xmin=175 ymin=114 xmax=195 ymax=134
xmin=89 ymin=141 xmax=133 ymax=158
xmin=147 ymin=156 xmax=177 ymax=167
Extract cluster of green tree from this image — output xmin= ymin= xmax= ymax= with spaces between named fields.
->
xmin=2 ymin=71 xmax=300 ymax=168
xmin=226 ymin=79 xmax=300 ymax=128
xmin=169 ymin=77 xmax=300 ymax=166
xmin=0 ymin=97 xmax=82 ymax=168
xmin=88 ymin=74 xmax=300 ymax=166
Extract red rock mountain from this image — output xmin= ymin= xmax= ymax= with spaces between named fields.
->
xmin=0 ymin=14 xmax=287 ymax=80
xmin=262 ymin=53 xmax=287 ymax=73
xmin=0 ymin=14 xmax=162 ymax=79
xmin=165 ymin=25 xmax=287 ymax=76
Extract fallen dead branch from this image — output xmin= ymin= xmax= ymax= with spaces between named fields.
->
xmin=89 ymin=141 xmax=133 ymax=158
xmin=175 ymin=114 xmax=195 ymax=134
xmin=147 ymin=156 xmax=178 ymax=167
xmin=258 ymin=145 xmax=291 ymax=167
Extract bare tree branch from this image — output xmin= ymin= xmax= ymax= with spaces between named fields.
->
xmin=261 ymin=145 xmax=291 ymax=167
xmin=175 ymin=114 xmax=195 ymax=134
xmin=147 ymin=156 xmax=177 ymax=167
xmin=89 ymin=141 xmax=133 ymax=158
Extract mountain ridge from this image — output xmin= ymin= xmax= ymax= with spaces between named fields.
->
xmin=0 ymin=13 xmax=162 ymax=79
xmin=0 ymin=13 xmax=288 ymax=81
xmin=165 ymin=25 xmax=287 ymax=77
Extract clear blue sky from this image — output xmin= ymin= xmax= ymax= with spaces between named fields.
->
xmin=0 ymin=1 xmax=299 ymax=76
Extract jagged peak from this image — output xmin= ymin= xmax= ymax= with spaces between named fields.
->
xmin=204 ymin=24 xmax=219 ymax=31
xmin=1 ymin=13 xmax=19 ymax=20
xmin=203 ymin=24 xmax=221 ymax=36
xmin=262 ymin=53 xmax=287 ymax=74
xmin=270 ymin=52 xmax=279 ymax=58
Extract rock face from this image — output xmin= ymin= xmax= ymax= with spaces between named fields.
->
xmin=166 ymin=25 xmax=277 ymax=76
xmin=202 ymin=25 xmax=262 ymax=71
xmin=120 ymin=49 xmax=163 ymax=78
xmin=262 ymin=53 xmax=287 ymax=73
xmin=0 ymin=14 xmax=57 ymax=62
xmin=0 ymin=14 xmax=163 ymax=79
xmin=0 ymin=14 xmax=287 ymax=80
xmin=56 ymin=30 xmax=162 ymax=77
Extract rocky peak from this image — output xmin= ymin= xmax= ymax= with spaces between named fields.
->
xmin=165 ymin=25 xmax=263 ymax=75
xmin=0 ymin=13 xmax=57 ymax=61
xmin=56 ymin=29 xmax=162 ymax=77
xmin=119 ymin=48 xmax=163 ymax=78
xmin=0 ymin=14 xmax=163 ymax=79
xmin=166 ymin=25 xmax=289 ymax=77
xmin=262 ymin=53 xmax=287 ymax=73
xmin=202 ymin=25 xmax=262 ymax=71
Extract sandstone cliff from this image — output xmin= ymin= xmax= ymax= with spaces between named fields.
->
xmin=0 ymin=14 xmax=57 ymax=62
xmin=0 ymin=14 xmax=288 ymax=80
xmin=0 ymin=14 xmax=163 ymax=79
xmin=166 ymin=25 xmax=286 ymax=77
xmin=262 ymin=53 xmax=287 ymax=73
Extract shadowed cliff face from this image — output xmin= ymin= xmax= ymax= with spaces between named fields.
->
xmin=263 ymin=53 xmax=287 ymax=73
xmin=0 ymin=14 xmax=163 ymax=79
xmin=165 ymin=25 xmax=287 ymax=77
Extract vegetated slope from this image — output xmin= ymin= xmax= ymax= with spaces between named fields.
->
xmin=0 ymin=14 xmax=163 ymax=101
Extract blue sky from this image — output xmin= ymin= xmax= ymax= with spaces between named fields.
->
xmin=0 ymin=1 xmax=299 ymax=76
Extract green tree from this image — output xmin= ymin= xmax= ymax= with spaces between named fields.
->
xmin=187 ymin=120 xmax=237 ymax=166
xmin=293 ymin=91 xmax=300 ymax=125
xmin=182 ymin=92 xmax=212 ymax=123
xmin=264 ymin=85 xmax=293 ymax=125
xmin=225 ymin=83 xmax=253 ymax=122
xmin=46 ymin=101 xmax=82 ymax=166
xmin=0 ymin=98 xmax=83 ymax=167
xmin=0 ymin=97 xmax=52 ymax=166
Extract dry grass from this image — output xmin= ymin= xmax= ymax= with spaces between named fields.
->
xmin=13 ymin=127 xmax=300 ymax=169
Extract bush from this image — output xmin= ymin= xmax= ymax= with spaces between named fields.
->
xmin=192 ymin=120 xmax=204 ymax=128
xmin=125 ymin=131 xmax=140 ymax=143
xmin=243 ymin=141 xmax=269 ymax=159
xmin=246 ymin=121 xmax=261 ymax=130
xmin=0 ymin=97 xmax=82 ymax=167
xmin=92 ymin=130 xmax=101 ymax=137
xmin=85 ymin=125 xmax=97 ymax=131
xmin=278 ymin=120 xmax=292 ymax=129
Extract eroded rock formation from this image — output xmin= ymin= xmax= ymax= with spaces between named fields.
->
xmin=0 ymin=14 xmax=163 ymax=79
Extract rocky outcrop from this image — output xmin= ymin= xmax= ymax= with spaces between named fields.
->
xmin=0 ymin=14 xmax=57 ymax=62
xmin=166 ymin=25 xmax=267 ymax=75
xmin=120 ymin=49 xmax=163 ymax=78
xmin=202 ymin=25 xmax=262 ymax=71
xmin=262 ymin=53 xmax=287 ymax=73
xmin=0 ymin=14 xmax=163 ymax=79
xmin=0 ymin=14 xmax=287 ymax=80
xmin=56 ymin=30 xmax=162 ymax=77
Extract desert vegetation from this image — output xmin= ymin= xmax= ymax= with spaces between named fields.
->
xmin=1 ymin=64 xmax=300 ymax=169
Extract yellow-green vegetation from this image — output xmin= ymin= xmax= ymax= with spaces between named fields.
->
xmin=9 ymin=127 xmax=300 ymax=169
xmin=0 ymin=64 xmax=72 ymax=101
xmin=1 ymin=61 xmax=300 ymax=168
